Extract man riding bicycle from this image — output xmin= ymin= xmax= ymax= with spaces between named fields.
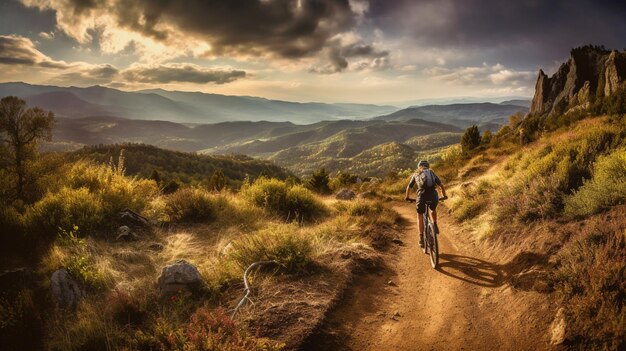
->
xmin=405 ymin=160 xmax=447 ymax=248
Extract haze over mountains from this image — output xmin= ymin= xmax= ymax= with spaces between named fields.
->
xmin=0 ymin=82 xmax=397 ymax=124
xmin=0 ymin=81 xmax=530 ymax=175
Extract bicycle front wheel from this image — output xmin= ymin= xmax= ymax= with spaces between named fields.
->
xmin=429 ymin=223 xmax=439 ymax=269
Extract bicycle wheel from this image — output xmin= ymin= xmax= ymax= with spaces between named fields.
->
xmin=428 ymin=223 xmax=439 ymax=269
xmin=421 ymin=215 xmax=428 ymax=254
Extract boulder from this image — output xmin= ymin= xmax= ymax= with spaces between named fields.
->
xmin=157 ymin=260 xmax=205 ymax=298
xmin=51 ymin=269 xmax=83 ymax=309
xmin=116 ymin=225 xmax=139 ymax=241
xmin=335 ymin=188 xmax=356 ymax=200
xmin=147 ymin=242 xmax=164 ymax=252
xmin=118 ymin=208 xmax=150 ymax=227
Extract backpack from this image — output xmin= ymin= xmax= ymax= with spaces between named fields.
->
xmin=417 ymin=169 xmax=436 ymax=189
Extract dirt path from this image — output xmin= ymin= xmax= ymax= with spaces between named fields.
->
xmin=303 ymin=203 xmax=553 ymax=351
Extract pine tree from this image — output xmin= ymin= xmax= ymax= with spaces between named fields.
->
xmin=461 ymin=125 xmax=481 ymax=153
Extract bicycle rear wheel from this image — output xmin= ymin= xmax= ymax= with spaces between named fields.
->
xmin=428 ymin=223 xmax=439 ymax=268
xmin=422 ymin=214 xmax=428 ymax=254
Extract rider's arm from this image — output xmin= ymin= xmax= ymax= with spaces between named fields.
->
xmin=439 ymin=183 xmax=447 ymax=197
xmin=405 ymin=175 xmax=415 ymax=200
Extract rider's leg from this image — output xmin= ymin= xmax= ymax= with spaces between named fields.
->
xmin=417 ymin=213 xmax=425 ymax=246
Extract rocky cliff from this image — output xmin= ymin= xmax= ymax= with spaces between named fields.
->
xmin=529 ymin=46 xmax=626 ymax=116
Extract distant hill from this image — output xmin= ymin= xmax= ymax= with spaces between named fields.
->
xmin=68 ymin=143 xmax=294 ymax=185
xmin=499 ymin=99 xmax=531 ymax=108
xmin=45 ymin=116 xmax=462 ymax=176
xmin=374 ymin=102 xmax=528 ymax=129
xmin=0 ymin=82 xmax=397 ymax=124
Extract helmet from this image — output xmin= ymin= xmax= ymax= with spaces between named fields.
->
xmin=417 ymin=160 xmax=430 ymax=168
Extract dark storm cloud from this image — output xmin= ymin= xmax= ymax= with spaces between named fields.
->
xmin=311 ymin=40 xmax=389 ymax=73
xmin=0 ymin=34 xmax=69 ymax=68
xmin=122 ymin=64 xmax=246 ymax=84
xmin=27 ymin=0 xmax=357 ymax=59
xmin=367 ymin=0 xmax=626 ymax=67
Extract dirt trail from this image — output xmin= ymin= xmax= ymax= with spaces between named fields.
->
xmin=303 ymin=203 xmax=553 ymax=351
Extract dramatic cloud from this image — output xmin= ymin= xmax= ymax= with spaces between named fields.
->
xmin=122 ymin=63 xmax=246 ymax=84
xmin=367 ymin=0 xmax=626 ymax=65
xmin=0 ymin=34 xmax=68 ymax=68
xmin=310 ymin=33 xmax=390 ymax=73
xmin=49 ymin=64 xmax=120 ymax=85
xmin=21 ymin=0 xmax=360 ymax=60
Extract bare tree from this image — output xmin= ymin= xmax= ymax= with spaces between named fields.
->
xmin=0 ymin=96 xmax=55 ymax=200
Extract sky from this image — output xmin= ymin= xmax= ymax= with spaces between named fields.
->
xmin=0 ymin=0 xmax=625 ymax=104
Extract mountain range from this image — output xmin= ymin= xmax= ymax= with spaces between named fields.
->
xmin=0 ymin=82 xmax=397 ymax=124
xmin=0 ymin=81 xmax=531 ymax=176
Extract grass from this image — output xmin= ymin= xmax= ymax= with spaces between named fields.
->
xmin=565 ymin=147 xmax=626 ymax=218
xmin=553 ymin=224 xmax=626 ymax=349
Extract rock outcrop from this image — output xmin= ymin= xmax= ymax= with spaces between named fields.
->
xmin=335 ymin=188 xmax=356 ymax=200
xmin=157 ymin=260 xmax=205 ymax=298
xmin=529 ymin=46 xmax=626 ymax=116
xmin=50 ymin=269 xmax=83 ymax=309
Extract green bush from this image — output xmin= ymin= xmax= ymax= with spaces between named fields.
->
xmin=68 ymin=161 xmax=157 ymax=216
xmin=565 ymin=148 xmax=626 ymax=217
xmin=26 ymin=187 xmax=103 ymax=236
xmin=241 ymin=178 xmax=326 ymax=222
xmin=229 ymin=224 xmax=313 ymax=273
xmin=165 ymin=187 xmax=216 ymax=222
xmin=495 ymin=123 xmax=625 ymax=223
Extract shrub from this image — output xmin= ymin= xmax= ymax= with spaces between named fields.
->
xmin=565 ymin=148 xmax=626 ymax=217
xmin=241 ymin=178 xmax=326 ymax=222
xmin=68 ymin=161 xmax=157 ymax=217
xmin=336 ymin=200 xmax=383 ymax=217
xmin=229 ymin=224 xmax=313 ymax=273
xmin=553 ymin=227 xmax=626 ymax=349
xmin=57 ymin=226 xmax=115 ymax=290
xmin=139 ymin=307 xmax=283 ymax=351
xmin=461 ymin=125 xmax=481 ymax=153
xmin=165 ymin=187 xmax=216 ymax=222
xmin=26 ymin=187 xmax=103 ymax=237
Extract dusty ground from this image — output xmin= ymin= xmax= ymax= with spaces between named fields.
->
xmin=302 ymin=203 xmax=556 ymax=351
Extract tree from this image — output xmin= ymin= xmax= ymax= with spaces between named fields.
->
xmin=307 ymin=168 xmax=330 ymax=194
xmin=0 ymin=96 xmax=55 ymax=200
xmin=481 ymin=130 xmax=492 ymax=145
xmin=150 ymin=169 xmax=161 ymax=184
xmin=208 ymin=169 xmax=227 ymax=191
xmin=461 ymin=125 xmax=481 ymax=153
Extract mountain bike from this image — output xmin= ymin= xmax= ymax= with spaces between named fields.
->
xmin=406 ymin=195 xmax=447 ymax=269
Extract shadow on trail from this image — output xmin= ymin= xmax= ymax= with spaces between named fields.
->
xmin=436 ymin=253 xmax=506 ymax=287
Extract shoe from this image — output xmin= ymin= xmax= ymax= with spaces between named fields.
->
xmin=419 ymin=235 xmax=424 ymax=248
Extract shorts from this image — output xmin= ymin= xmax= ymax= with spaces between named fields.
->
xmin=416 ymin=197 xmax=438 ymax=214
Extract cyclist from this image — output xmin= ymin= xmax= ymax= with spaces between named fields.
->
xmin=405 ymin=160 xmax=447 ymax=248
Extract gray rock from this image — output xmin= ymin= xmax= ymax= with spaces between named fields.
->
xmin=51 ymin=269 xmax=83 ymax=309
xmin=119 ymin=208 xmax=150 ymax=227
xmin=157 ymin=260 xmax=205 ymax=298
xmin=116 ymin=225 xmax=139 ymax=241
xmin=147 ymin=242 xmax=164 ymax=251
xmin=335 ymin=188 xmax=356 ymax=200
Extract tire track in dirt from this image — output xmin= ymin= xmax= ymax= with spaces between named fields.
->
xmin=302 ymin=203 xmax=553 ymax=351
